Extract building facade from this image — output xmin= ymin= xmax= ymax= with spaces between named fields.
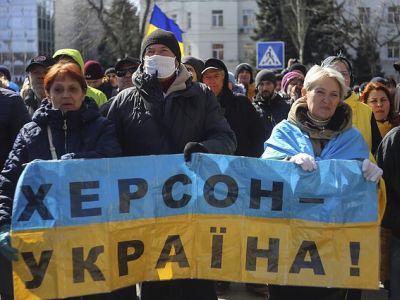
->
xmin=0 ymin=0 xmax=54 ymax=83
xmin=146 ymin=0 xmax=258 ymax=71
xmin=143 ymin=0 xmax=400 ymax=77
xmin=342 ymin=0 xmax=400 ymax=78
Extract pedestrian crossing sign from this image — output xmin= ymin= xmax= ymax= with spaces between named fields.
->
xmin=256 ymin=41 xmax=285 ymax=70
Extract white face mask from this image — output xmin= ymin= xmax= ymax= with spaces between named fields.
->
xmin=143 ymin=55 xmax=177 ymax=79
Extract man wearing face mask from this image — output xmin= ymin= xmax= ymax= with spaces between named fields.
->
xmin=253 ymin=70 xmax=290 ymax=148
xmin=107 ymin=29 xmax=236 ymax=300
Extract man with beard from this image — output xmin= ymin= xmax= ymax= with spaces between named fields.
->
xmin=23 ymin=55 xmax=54 ymax=116
xmin=253 ymin=70 xmax=290 ymax=145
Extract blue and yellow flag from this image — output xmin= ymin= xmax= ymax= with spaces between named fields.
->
xmin=11 ymin=154 xmax=380 ymax=299
xmin=147 ymin=4 xmax=184 ymax=56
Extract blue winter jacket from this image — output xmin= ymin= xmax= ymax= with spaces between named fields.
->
xmin=0 ymin=97 xmax=122 ymax=226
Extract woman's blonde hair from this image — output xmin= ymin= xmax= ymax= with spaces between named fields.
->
xmin=303 ymin=65 xmax=347 ymax=100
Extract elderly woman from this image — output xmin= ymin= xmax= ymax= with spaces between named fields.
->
xmin=0 ymin=63 xmax=134 ymax=299
xmin=361 ymin=82 xmax=400 ymax=138
xmin=262 ymin=65 xmax=382 ymax=300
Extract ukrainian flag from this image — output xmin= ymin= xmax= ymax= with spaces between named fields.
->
xmin=147 ymin=4 xmax=185 ymax=56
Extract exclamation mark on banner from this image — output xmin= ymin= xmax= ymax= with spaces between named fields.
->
xmin=349 ymin=241 xmax=360 ymax=276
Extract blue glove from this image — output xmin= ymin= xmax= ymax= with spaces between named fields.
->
xmin=0 ymin=224 xmax=18 ymax=261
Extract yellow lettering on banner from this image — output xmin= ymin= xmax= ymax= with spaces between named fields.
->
xmin=12 ymin=215 xmax=379 ymax=299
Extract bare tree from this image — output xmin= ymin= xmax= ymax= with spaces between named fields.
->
xmin=68 ymin=1 xmax=105 ymax=60
xmin=280 ymin=0 xmax=311 ymax=63
xmin=337 ymin=0 xmax=400 ymax=81
xmin=254 ymin=0 xmax=344 ymax=65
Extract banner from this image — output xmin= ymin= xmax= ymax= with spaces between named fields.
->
xmin=11 ymin=154 xmax=379 ymax=299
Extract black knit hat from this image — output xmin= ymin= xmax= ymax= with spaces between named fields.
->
xmin=255 ymin=70 xmax=276 ymax=87
xmin=140 ymin=29 xmax=181 ymax=62
xmin=235 ymin=63 xmax=254 ymax=83
xmin=288 ymin=63 xmax=307 ymax=76
xmin=182 ymin=56 xmax=204 ymax=80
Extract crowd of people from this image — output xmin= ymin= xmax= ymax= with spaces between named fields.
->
xmin=0 ymin=28 xmax=399 ymax=300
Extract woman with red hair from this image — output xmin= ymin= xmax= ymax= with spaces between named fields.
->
xmin=0 ymin=62 xmax=129 ymax=299
xmin=361 ymin=82 xmax=400 ymax=138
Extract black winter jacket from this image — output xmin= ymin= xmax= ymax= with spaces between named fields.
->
xmin=0 ymin=97 xmax=121 ymax=226
xmin=0 ymin=88 xmax=30 ymax=169
xmin=377 ymin=126 xmax=400 ymax=236
xmin=108 ymin=66 xmax=237 ymax=156
xmin=253 ymin=92 xmax=290 ymax=151
xmin=218 ymin=88 xmax=264 ymax=157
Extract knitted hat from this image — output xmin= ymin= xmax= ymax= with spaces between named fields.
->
xmin=281 ymin=71 xmax=304 ymax=94
xmin=321 ymin=55 xmax=353 ymax=85
xmin=182 ymin=56 xmax=204 ymax=80
xmin=0 ymin=65 xmax=11 ymax=81
xmin=84 ymin=60 xmax=104 ymax=80
xmin=288 ymin=63 xmax=307 ymax=76
xmin=255 ymin=70 xmax=276 ymax=87
xmin=140 ymin=29 xmax=181 ymax=62
xmin=234 ymin=63 xmax=254 ymax=83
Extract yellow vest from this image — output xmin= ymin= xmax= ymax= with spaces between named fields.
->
xmin=345 ymin=91 xmax=386 ymax=222
xmin=345 ymin=91 xmax=373 ymax=151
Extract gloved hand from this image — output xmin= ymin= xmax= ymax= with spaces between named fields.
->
xmin=183 ymin=142 xmax=208 ymax=162
xmin=289 ymin=153 xmax=317 ymax=171
xmin=0 ymin=224 xmax=18 ymax=261
xmin=362 ymin=159 xmax=383 ymax=183
xmin=60 ymin=153 xmax=75 ymax=160
xmin=134 ymin=71 xmax=164 ymax=118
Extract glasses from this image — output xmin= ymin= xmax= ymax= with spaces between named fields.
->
xmin=367 ymin=98 xmax=389 ymax=106
xmin=116 ymin=67 xmax=137 ymax=77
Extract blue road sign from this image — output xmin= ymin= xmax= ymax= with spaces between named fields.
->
xmin=256 ymin=41 xmax=285 ymax=70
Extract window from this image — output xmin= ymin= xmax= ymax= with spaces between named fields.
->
xmin=242 ymin=9 xmax=255 ymax=28
xmin=212 ymin=10 xmax=223 ymax=27
xmin=358 ymin=7 xmax=370 ymax=24
xmin=388 ymin=41 xmax=400 ymax=59
xmin=212 ymin=43 xmax=224 ymax=60
xmin=187 ymin=12 xmax=191 ymax=29
xmin=388 ymin=6 xmax=400 ymax=24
